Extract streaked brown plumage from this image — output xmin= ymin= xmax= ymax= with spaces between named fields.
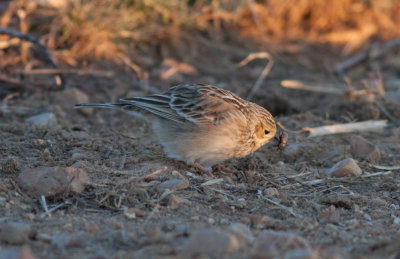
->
xmin=75 ymin=84 xmax=276 ymax=171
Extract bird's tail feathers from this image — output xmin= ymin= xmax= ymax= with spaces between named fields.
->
xmin=74 ymin=103 xmax=131 ymax=109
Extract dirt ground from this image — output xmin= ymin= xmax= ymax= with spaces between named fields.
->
xmin=1 ymin=39 xmax=400 ymax=259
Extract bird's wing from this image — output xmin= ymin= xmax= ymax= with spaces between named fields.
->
xmin=121 ymin=84 xmax=249 ymax=125
xmin=120 ymin=93 xmax=186 ymax=123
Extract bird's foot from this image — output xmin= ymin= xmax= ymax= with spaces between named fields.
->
xmin=193 ymin=162 xmax=214 ymax=178
xmin=212 ymin=164 xmax=236 ymax=174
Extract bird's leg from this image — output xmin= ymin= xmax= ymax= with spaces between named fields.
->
xmin=193 ymin=162 xmax=214 ymax=177
xmin=212 ymin=164 xmax=236 ymax=174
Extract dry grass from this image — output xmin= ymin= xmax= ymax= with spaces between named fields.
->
xmin=240 ymin=0 xmax=400 ymax=45
xmin=1 ymin=0 xmax=400 ymax=67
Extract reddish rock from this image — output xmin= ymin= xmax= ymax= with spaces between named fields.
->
xmin=325 ymin=158 xmax=362 ymax=177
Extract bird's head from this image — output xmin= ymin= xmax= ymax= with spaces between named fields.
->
xmin=251 ymin=104 xmax=276 ymax=147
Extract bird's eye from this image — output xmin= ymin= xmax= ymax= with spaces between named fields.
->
xmin=264 ymin=129 xmax=270 ymax=135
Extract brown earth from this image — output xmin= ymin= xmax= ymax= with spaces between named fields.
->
xmin=1 ymin=51 xmax=400 ymax=258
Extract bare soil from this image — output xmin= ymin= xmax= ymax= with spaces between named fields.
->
xmin=1 ymin=54 xmax=400 ymax=258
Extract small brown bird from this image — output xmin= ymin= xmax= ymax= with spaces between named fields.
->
xmin=75 ymin=84 xmax=276 ymax=175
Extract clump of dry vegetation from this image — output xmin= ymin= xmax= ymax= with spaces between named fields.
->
xmin=2 ymin=0 xmax=400 ymax=67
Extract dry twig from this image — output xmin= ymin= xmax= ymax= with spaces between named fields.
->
xmin=262 ymin=197 xmax=303 ymax=218
xmin=237 ymin=52 xmax=274 ymax=100
xmin=303 ymin=120 xmax=387 ymax=137
xmin=372 ymin=165 xmax=400 ymax=171
xmin=117 ymin=166 xmax=168 ymax=187
xmin=281 ymin=79 xmax=397 ymax=122
xmin=16 ymin=68 xmax=114 ymax=78
xmin=361 ymin=171 xmax=393 ymax=178
xmin=200 ymin=178 xmax=224 ymax=186
xmin=111 ymin=129 xmax=137 ymax=140
xmin=119 ymin=150 xmax=126 ymax=170
xmin=40 ymin=195 xmax=49 ymax=213
xmin=281 ymin=80 xmax=346 ymax=94
xmin=336 ymin=38 xmax=400 ymax=75
xmin=40 ymin=200 xmax=71 ymax=218
xmin=0 ymin=26 xmax=67 ymax=89
xmin=373 ymin=100 xmax=396 ymax=122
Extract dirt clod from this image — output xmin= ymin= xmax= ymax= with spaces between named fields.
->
xmin=17 ymin=166 xmax=90 ymax=197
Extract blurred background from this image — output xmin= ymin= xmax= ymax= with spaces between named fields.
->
xmin=1 ymin=0 xmax=400 ymax=118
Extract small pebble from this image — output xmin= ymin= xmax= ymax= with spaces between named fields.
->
xmin=157 ymin=178 xmax=189 ymax=192
xmin=71 ymin=152 xmax=87 ymax=162
xmin=263 ymin=187 xmax=279 ymax=197
xmin=167 ymin=194 xmax=190 ymax=210
xmin=42 ymin=148 xmax=52 ymax=161
xmin=325 ymin=158 xmax=362 ymax=177
xmin=34 ymin=139 xmax=46 ymax=147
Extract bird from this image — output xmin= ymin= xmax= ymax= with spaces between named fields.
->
xmin=75 ymin=84 xmax=277 ymax=176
